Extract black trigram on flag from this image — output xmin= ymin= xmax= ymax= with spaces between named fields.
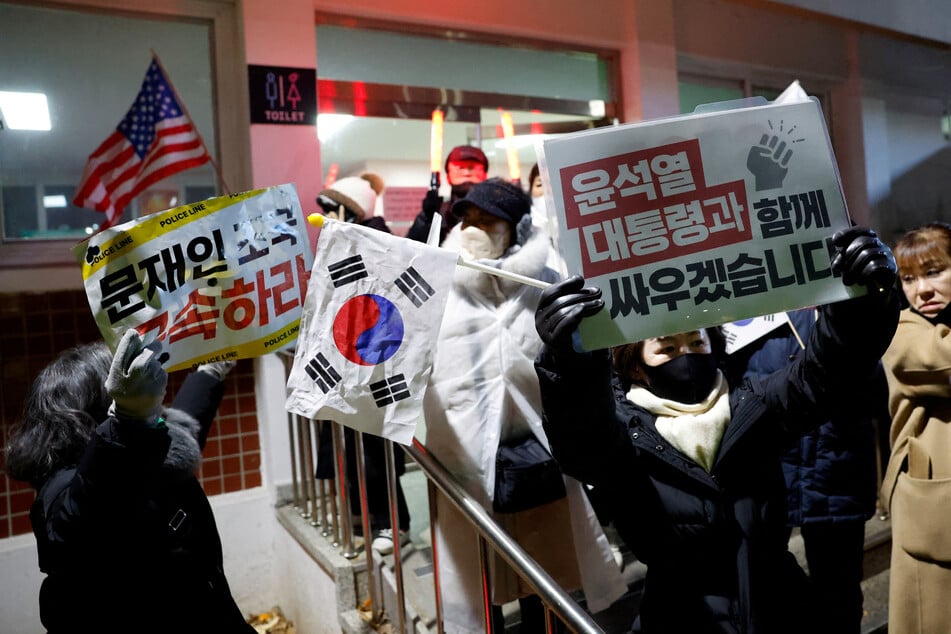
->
xmin=370 ymin=374 xmax=411 ymax=408
xmin=394 ymin=266 xmax=436 ymax=307
xmin=305 ymin=353 xmax=341 ymax=393
xmin=328 ymin=255 xmax=368 ymax=288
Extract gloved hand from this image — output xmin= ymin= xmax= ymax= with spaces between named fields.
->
xmin=197 ymin=359 xmax=237 ymax=381
xmin=422 ymin=189 xmax=443 ymax=219
xmin=830 ymin=226 xmax=897 ymax=292
xmin=535 ymin=275 xmax=604 ymax=353
xmin=106 ymin=329 xmax=168 ymax=424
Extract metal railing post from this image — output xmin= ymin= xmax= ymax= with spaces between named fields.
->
xmin=332 ymin=422 xmax=358 ymax=558
xmin=354 ymin=432 xmax=382 ymax=617
xmin=384 ymin=439 xmax=408 ymax=634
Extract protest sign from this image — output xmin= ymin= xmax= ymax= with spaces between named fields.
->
xmin=285 ymin=218 xmax=457 ymax=445
xmin=72 ymin=183 xmax=312 ymax=371
xmin=537 ymin=82 xmax=861 ymax=351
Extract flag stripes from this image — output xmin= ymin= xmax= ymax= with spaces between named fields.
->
xmin=370 ymin=374 xmax=411 ymax=407
xmin=305 ymin=353 xmax=341 ymax=393
xmin=72 ymin=57 xmax=211 ymax=230
xmin=328 ymin=255 xmax=368 ymax=287
xmin=394 ymin=266 xmax=436 ymax=307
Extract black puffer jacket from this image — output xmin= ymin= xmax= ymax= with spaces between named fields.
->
xmin=535 ymin=292 xmax=898 ymax=634
xmin=30 ymin=371 xmax=254 ymax=634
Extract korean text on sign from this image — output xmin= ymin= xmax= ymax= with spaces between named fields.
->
xmin=538 ymin=86 xmax=861 ymax=351
xmin=73 ymin=183 xmax=313 ymax=372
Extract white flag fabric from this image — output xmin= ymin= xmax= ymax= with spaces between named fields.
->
xmin=285 ymin=219 xmax=458 ymax=445
xmin=721 ymin=311 xmax=791 ymax=354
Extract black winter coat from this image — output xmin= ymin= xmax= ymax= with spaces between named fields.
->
xmin=725 ymin=308 xmax=886 ymax=526
xmin=535 ymin=293 xmax=898 ymax=634
xmin=30 ymin=371 xmax=254 ymax=634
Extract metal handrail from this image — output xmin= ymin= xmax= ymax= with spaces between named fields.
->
xmin=405 ymin=438 xmax=604 ymax=634
xmin=277 ymin=348 xmax=605 ymax=634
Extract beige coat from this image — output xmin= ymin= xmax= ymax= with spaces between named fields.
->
xmin=882 ymin=308 xmax=951 ymax=634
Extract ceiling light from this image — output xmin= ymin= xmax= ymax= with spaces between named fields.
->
xmin=0 ymin=91 xmax=51 ymax=131
xmin=43 ymin=195 xmax=67 ymax=208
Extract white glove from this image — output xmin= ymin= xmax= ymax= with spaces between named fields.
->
xmin=197 ymin=360 xmax=236 ymax=381
xmin=106 ymin=329 xmax=168 ymax=423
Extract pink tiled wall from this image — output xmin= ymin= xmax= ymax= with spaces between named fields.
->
xmin=0 ymin=290 xmax=261 ymax=538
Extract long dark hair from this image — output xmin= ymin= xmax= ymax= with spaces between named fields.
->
xmin=5 ymin=342 xmax=113 ymax=488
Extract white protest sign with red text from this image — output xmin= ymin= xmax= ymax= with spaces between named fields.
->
xmin=73 ymin=184 xmax=312 ymax=371
xmin=537 ymin=82 xmax=861 ymax=351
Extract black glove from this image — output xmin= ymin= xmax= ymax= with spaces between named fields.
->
xmin=422 ymin=189 xmax=443 ymax=219
xmin=535 ymin=275 xmax=604 ymax=353
xmin=830 ymin=226 xmax=897 ymax=291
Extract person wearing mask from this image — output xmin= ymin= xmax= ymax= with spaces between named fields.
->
xmin=533 ymin=227 xmax=899 ymax=633
xmin=725 ymin=308 xmax=887 ymax=634
xmin=424 ymin=177 xmax=627 ymax=633
xmin=880 ymin=221 xmax=951 ymax=633
xmin=4 ymin=330 xmax=253 ymax=634
xmin=527 ymin=162 xmax=553 ymax=242
xmin=314 ymin=172 xmax=412 ymax=554
xmin=405 ymin=145 xmax=489 ymax=244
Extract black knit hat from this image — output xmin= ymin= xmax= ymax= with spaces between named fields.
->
xmin=451 ymin=178 xmax=531 ymax=225
xmin=444 ymin=145 xmax=489 ymax=174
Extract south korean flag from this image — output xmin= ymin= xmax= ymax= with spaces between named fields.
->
xmin=285 ymin=219 xmax=457 ymax=445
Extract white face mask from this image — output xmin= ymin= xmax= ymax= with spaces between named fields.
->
xmin=531 ymin=196 xmax=551 ymax=238
xmin=459 ymin=221 xmax=511 ymax=260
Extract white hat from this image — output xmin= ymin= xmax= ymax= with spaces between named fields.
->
xmin=320 ymin=172 xmax=384 ymax=220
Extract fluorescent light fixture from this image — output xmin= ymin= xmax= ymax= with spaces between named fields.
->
xmin=0 ymin=91 xmax=51 ymax=131
xmin=317 ymin=114 xmax=354 ymax=143
xmin=43 ymin=195 xmax=67 ymax=208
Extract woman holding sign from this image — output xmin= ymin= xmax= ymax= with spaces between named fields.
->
xmin=533 ymin=227 xmax=898 ymax=633
xmin=5 ymin=330 xmax=253 ymax=634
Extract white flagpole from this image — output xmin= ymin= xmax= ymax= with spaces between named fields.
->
xmin=307 ymin=213 xmax=551 ymax=289
xmin=455 ymin=257 xmax=550 ymax=289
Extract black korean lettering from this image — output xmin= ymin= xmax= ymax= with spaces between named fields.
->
xmin=648 ymin=267 xmax=690 ymax=311
xmin=270 ymin=207 xmax=299 ymax=247
xmin=608 ymin=273 xmax=651 ymax=318
xmin=686 ymin=259 xmax=732 ymax=304
xmin=190 ymin=229 xmax=228 ymax=281
xmin=138 ymin=243 xmax=187 ymax=300
xmin=764 ymin=246 xmax=806 ymax=288
xmin=726 ymin=253 xmax=768 ymax=297
xmin=100 ymin=264 xmax=146 ymax=324
xmin=753 ymin=197 xmax=793 ymax=239
xmin=233 ymin=221 xmax=270 ymax=265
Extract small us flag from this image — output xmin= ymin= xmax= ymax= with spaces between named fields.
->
xmin=394 ymin=266 xmax=437 ymax=307
xmin=328 ymin=255 xmax=368 ymax=287
xmin=72 ymin=55 xmax=211 ymax=230
xmin=370 ymin=374 xmax=411 ymax=407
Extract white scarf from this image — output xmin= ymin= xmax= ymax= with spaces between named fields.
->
xmin=626 ymin=372 xmax=731 ymax=472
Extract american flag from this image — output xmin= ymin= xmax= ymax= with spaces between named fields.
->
xmin=73 ymin=56 xmax=211 ymax=230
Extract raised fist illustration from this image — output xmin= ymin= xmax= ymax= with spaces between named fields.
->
xmin=747 ymin=133 xmax=793 ymax=191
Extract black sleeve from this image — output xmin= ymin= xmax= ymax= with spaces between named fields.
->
xmin=170 ymin=371 xmax=226 ymax=449
xmin=759 ymin=290 xmax=900 ymax=434
xmin=535 ymin=345 xmax=635 ymax=488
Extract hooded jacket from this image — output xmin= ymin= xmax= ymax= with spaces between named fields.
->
xmin=30 ymin=371 xmax=253 ymax=634
xmin=535 ymin=291 xmax=898 ymax=634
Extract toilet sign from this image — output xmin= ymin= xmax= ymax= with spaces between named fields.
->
xmin=248 ymin=65 xmax=316 ymax=125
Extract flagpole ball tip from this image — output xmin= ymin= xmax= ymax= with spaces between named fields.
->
xmin=307 ymin=213 xmax=325 ymax=227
